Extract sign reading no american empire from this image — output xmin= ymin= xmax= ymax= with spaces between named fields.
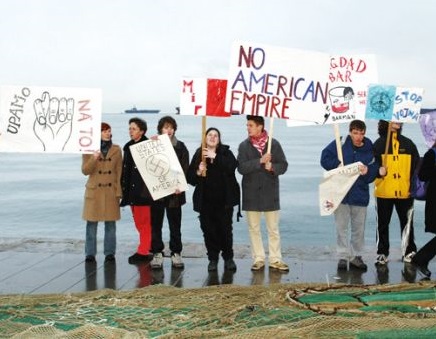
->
xmin=224 ymin=41 xmax=330 ymax=124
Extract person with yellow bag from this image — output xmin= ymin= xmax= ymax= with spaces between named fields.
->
xmin=373 ymin=120 xmax=420 ymax=266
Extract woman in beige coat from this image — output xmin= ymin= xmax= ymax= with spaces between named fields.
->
xmin=82 ymin=122 xmax=122 ymax=263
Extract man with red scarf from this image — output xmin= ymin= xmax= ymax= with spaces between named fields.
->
xmin=237 ymin=115 xmax=289 ymax=272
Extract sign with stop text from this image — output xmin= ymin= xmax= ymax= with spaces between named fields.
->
xmin=130 ymin=134 xmax=188 ymax=201
xmin=365 ymin=84 xmax=424 ymax=123
xmin=0 ymin=85 xmax=101 ymax=153
xmin=225 ymin=41 xmax=330 ymax=123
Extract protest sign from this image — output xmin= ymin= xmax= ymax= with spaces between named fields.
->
xmin=0 ymin=85 xmax=101 ymax=153
xmin=130 ymin=134 xmax=188 ymax=201
xmin=225 ymin=41 xmax=330 ymax=124
xmin=365 ymin=84 xmax=424 ymax=123
xmin=180 ymin=78 xmax=231 ymax=116
xmin=419 ymin=109 xmax=436 ymax=147
xmin=319 ymin=162 xmax=362 ymax=216
xmin=287 ymin=54 xmax=378 ymax=127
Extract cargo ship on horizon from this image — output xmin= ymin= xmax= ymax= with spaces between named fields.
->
xmin=124 ymin=106 xmax=160 ymax=114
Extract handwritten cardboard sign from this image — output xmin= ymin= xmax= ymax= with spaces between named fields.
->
xmin=365 ymin=84 xmax=424 ymax=123
xmin=130 ymin=134 xmax=188 ymax=201
xmin=225 ymin=41 xmax=330 ymax=124
xmin=180 ymin=78 xmax=230 ymax=116
xmin=0 ymin=85 xmax=101 ymax=153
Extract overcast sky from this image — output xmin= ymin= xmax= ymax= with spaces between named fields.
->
xmin=1 ymin=0 xmax=435 ymax=113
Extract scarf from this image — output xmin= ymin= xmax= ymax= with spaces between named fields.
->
xmin=250 ymin=130 xmax=268 ymax=155
xmin=101 ymin=140 xmax=112 ymax=158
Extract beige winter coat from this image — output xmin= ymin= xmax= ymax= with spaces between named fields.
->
xmin=82 ymin=144 xmax=122 ymax=221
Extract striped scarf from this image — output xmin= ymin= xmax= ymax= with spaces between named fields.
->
xmin=250 ymin=130 xmax=268 ymax=155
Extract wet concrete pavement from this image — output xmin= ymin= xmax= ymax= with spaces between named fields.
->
xmin=0 ymin=249 xmax=433 ymax=295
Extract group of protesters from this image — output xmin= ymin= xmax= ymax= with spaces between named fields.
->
xmin=81 ymin=115 xmax=290 ymax=274
xmin=321 ymin=119 xmax=436 ymax=279
xmin=81 ymin=114 xmax=436 ymax=279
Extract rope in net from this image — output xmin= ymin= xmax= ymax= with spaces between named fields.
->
xmin=1 ymin=282 xmax=435 ymax=338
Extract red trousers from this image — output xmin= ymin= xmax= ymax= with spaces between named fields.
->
xmin=131 ymin=205 xmax=151 ymax=255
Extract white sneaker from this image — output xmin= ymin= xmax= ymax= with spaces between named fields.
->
xmin=403 ymin=251 xmax=416 ymax=263
xmin=171 ymin=253 xmax=184 ymax=268
xmin=150 ymin=253 xmax=163 ymax=269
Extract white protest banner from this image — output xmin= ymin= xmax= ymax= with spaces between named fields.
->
xmin=225 ymin=41 xmax=330 ymax=123
xmin=319 ymin=162 xmax=362 ymax=216
xmin=130 ymin=134 xmax=188 ymax=201
xmin=180 ymin=78 xmax=231 ymax=116
xmin=288 ymin=55 xmax=378 ymax=127
xmin=365 ymin=84 xmax=424 ymax=123
xmin=0 ymin=85 xmax=101 ymax=153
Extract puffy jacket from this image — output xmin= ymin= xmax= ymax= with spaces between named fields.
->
xmin=373 ymin=132 xmax=420 ymax=199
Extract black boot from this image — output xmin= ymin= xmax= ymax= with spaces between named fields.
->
xmin=224 ymin=259 xmax=237 ymax=271
xmin=208 ymin=260 xmax=218 ymax=272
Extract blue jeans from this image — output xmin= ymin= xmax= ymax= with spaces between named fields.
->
xmin=85 ymin=221 xmax=116 ymax=256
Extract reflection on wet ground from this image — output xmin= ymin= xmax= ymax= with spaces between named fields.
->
xmin=0 ymin=251 xmax=433 ymax=295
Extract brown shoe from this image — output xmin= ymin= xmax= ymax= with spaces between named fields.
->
xmin=269 ymin=261 xmax=289 ymax=272
xmin=251 ymin=260 xmax=265 ymax=271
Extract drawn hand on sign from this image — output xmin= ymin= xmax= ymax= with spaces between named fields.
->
xmin=33 ymin=92 xmax=74 ymax=152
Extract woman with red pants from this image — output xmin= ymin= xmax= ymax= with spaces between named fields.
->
xmin=121 ymin=117 xmax=153 ymax=264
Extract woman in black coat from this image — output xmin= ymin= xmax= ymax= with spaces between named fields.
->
xmin=411 ymin=142 xmax=436 ymax=278
xmin=187 ymin=127 xmax=240 ymax=272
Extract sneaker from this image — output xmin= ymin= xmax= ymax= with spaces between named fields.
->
xmin=337 ymin=259 xmax=348 ymax=270
xmin=224 ymin=259 xmax=237 ymax=271
xmin=403 ymin=251 xmax=416 ymax=263
xmin=171 ymin=253 xmax=184 ymax=269
xmin=105 ymin=254 xmax=115 ymax=263
xmin=375 ymin=254 xmax=388 ymax=266
xmin=269 ymin=261 xmax=289 ymax=272
xmin=251 ymin=260 xmax=265 ymax=271
xmin=85 ymin=255 xmax=96 ymax=263
xmin=128 ymin=252 xmax=151 ymax=264
xmin=150 ymin=253 xmax=164 ymax=269
xmin=208 ymin=260 xmax=218 ymax=272
xmin=349 ymin=256 xmax=367 ymax=271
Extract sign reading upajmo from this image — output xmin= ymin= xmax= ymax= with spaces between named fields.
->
xmin=0 ymin=85 xmax=102 ymax=153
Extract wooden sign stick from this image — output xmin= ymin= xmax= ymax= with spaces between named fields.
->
xmin=200 ymin=115 xmax=207 ymax=176
xmin=334 ymin=123 xmax=344 ymax=166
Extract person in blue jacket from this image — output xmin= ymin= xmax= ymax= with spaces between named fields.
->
xmin=320 ymin=119 xmax=379 ymax=271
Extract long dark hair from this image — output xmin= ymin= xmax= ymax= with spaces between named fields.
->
xmin=378 ymin=120 xmax=402 ymax=137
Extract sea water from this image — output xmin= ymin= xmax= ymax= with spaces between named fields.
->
xmin=0 ymin=113 xmax=429 ymax=259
